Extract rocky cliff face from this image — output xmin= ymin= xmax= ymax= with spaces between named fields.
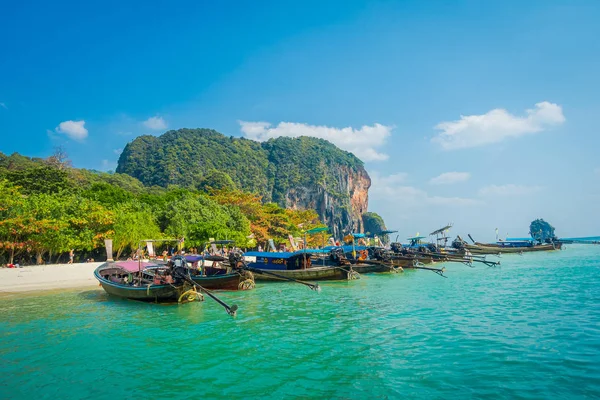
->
xmin=117 ymin=129 xmax=375 ymax=238
xmin=283 ymin=164 xmax=370 ymax=239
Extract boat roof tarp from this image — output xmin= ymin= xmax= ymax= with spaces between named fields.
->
xmin=352 ymin=233 xmax=366 ymax=238
xmin=430 ymin=225 xmax=452 ymax=235
xmin=244 ymin=251 xmax=298 ymax=259
xmin=378 ymin=230 xmax=398 ymax=235
xmin=296 ymin=248 xmax=331 ymax=254
xmin=322 ymin=245 xmax=368 ymax=252
xmin=407 ymin=236 xmax=427 ymax=241
xmin=184 ymin=255 xmax=204 ymax=262
xmin=114 ymin=260 xmax=161 ymax=272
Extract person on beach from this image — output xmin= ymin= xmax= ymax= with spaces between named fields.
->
xmin=68 ymin=249 xmax=74 ymax=264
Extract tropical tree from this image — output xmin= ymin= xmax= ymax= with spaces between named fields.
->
xmin=112 ymin=202 xmax=161 ymax=259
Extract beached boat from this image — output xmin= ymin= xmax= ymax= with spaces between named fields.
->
xmin=243 ymin=251 xmax=355 ymax=281
xmin=185 ymin=254 xmax=255 ymax=290
xmin=94 ymin=261 xmax=185 ymax=302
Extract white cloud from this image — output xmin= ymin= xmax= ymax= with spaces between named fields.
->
xmin=370 ymin=174 xmax=480 ymax=207
xmin=432 ymin=101 xmax=565 ymax=150
xmin=239 ymin=121 xmax=392 ymax=162
xmin=478 ymin=184 xmax=542 ymax=197
xmin=370 ymin=172 xmax=408 ymax=186
xmin=55 ymin=120 xmax=88 ymax=141
xmin=143 ymin=116 xmax=167 ymax=130
xmin=113 ymin=148 xmax=123 ymax=155
xmin=0 ymin=102 xmax=7 ymax=109
xmin=429 ymin=172 xmax=470 ymax=185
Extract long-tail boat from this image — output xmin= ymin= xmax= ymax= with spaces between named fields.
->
xmin=465 ymin=242 xmax=559 ymax=254
xmin=185 ymin=254 xmax=255 ymax=290
xmin=242 ymin=250 xmax=357 ymax=281
xmin=454 ymin=235 xmax=561 ymax=254
xmin=95 ymin=260 xmax=186 ymax=302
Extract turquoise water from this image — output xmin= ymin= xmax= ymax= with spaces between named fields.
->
xmin=1 ymin=246 xmax=600 ymax=399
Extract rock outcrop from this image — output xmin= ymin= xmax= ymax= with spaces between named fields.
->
xmin=117 ymin=129 xmax=373 ymax=237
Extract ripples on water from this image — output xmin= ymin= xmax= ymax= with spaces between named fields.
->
xmin=1 ymin=246 xmax=600 ymax=399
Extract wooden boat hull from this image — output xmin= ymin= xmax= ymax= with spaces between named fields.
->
xmin=350 ymin=261 xmax=395 ymax=274
xmin=253 ymin=266 xmax=349 ymax=281
xmin=389 ymin=256 xmax=427 ymax=267
xmin=464 ymin=243 xmax=560 ymax=254
xmin=94 ymin=266 xmax=182 ymax=301
xmin=191 ymin=272 xmax=250 ymax=291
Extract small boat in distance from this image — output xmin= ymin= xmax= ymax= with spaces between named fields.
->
xmin=452 ymin=235 xmax=561 ymax=254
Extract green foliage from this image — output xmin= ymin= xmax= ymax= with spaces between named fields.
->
xmin=116 ymin=129 xmax=364 ymax=209
xmin=112 ymin=202 xmax=161 ymax=259
xmin=81 ymin=182 xmax=134 ymax=206
xmin=160 ymin=190 xmax=252 ymax=247
xmin=0 ymin=179 xmax=114 ymax=264
xmin=529 ymin=219 xmax=557 ymax=242
xmin=116 ymin=129 xmax=270 ymax=196
xmin=3 ymin=165 xmax=72 ymax=194
xmin=362 ymin=212 xmax=389 ymax=243
xmin=197 ymin=169 xmax=236 ymax=192
xmin=363 ymin=212 xmax=387 ymax=234
xmin=0 ymin=139 xmax=377 ymax=264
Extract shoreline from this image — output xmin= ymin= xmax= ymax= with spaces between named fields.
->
xmin=0 ymin=262 xmax=105 ymax=296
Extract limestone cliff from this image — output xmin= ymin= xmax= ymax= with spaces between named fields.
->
xmin=282 ymin=163 xmax=370 ymax=239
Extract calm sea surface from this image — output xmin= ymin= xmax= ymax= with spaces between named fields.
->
xmin=1 ymin=245 xmax=600 ymax=399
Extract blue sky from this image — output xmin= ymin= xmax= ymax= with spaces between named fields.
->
xmin=1 ymin=0 xmax=599 ymax=240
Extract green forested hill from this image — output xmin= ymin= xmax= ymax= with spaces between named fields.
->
xmin=116 ymin=129 xmax=371 ymax=237
xmin=117 ymin=129 xmax=272 ymax=198
xmin=116 ymin=128 xmax=364 ymax=205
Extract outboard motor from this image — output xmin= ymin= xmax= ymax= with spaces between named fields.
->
xmin=373 ymin=248 xmax=391 ymax=261
xmin=228 ymin=249 xmax=245 ymax=269
xmin=169 ymin=255 xmax=190 ymax=280
xmin=426 ymin=243 xmax=438 ymax=253
xmin=451 ymin=238 xmax=465 ymax=250
xmin=390 ymin=242 xmax=403 ymax=253
xmin=329 ymin=248 xmax=349 ymax=265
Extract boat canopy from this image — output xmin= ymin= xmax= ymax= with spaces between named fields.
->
xmin=352 ymin=233 xmax=366 ymax=238
xmin=322 ymin=245 xmax=368 ymax=252
xmin=430 ymin=225 xmax=452 ymax=235
xmin=184 ymin=255 xmax=204 ymax=262
xmin=114 ymin=260 xmax=161 ymax=272
xmin=297 ymin=248 xmax=331 ymax=254
xmin=244 ymin=251 xmax=298 ymax=259
xmin=407 ymin=236 xmax=427 ymax=241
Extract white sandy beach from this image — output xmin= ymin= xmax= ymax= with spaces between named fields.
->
xmin=0 ymin=262 xmax=104 ymax=294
